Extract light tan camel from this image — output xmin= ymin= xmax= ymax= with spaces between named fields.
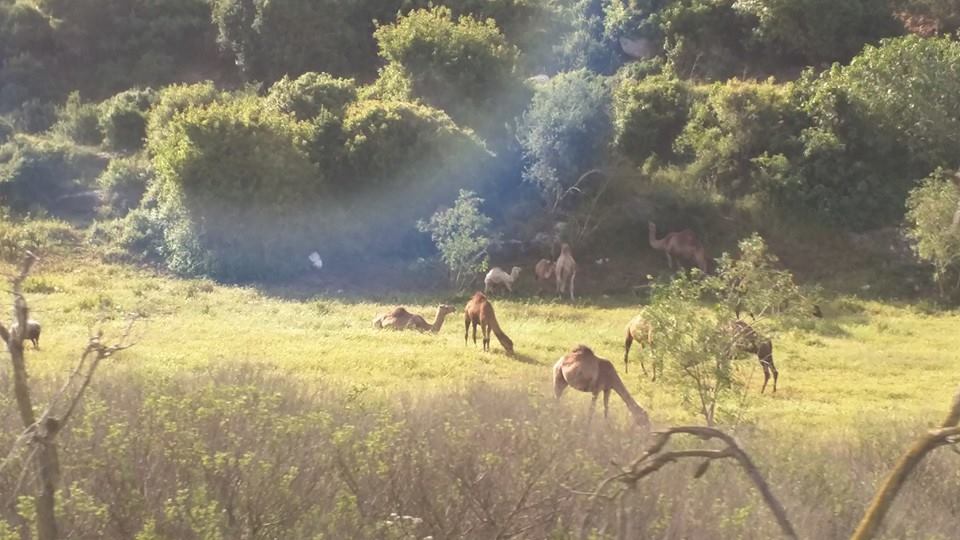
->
xmin=729 ymin=319 xmax=779 ymax=393
xmin=553 ymin=345 xmax=650 ymax=427
xmin=534 ymin=258 xmax=555 ymax=294
xmin=555 ymin=243 xmax=577 ymax=300
xmin=648 ymin=221 xmax=708 ymax=273
xmin=464 ymin=292 xmax=514 ymax=354
xmin=484 ymin=266 xmax=522 ymax=295
xmin=373 ymin=304 xmax=456 ymax=333
xmin=623 ymin=312 xmax=655 ymax=378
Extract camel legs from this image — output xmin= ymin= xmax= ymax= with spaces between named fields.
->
xmin=464 ymin=316 xmax=470 ymax=346
xmin=760 ymin=361 xmax=779 ymax=393
xmin=481 ymin=321 xmax=490 ymax=351
xmin=623 ymin=333 xmax=633 ymax=373
xmin=603 ymin=389 xmax=611 ymax=419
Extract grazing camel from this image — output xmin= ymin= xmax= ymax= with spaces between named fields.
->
xmin=553 ymin=345 xmax=650 ymax=427
xmin=373 ymin=304 xmax=456 ymax=333
xmin=623 ymin=312 xmax=655 ymax=378
xmin=10 ymin=319 xmax=41 ymax=349
xmin=648 ymin=221 xmax=708 ymax=273
xmin=729 ymin=319 xmax=779 ymax=393
xmin=464 ymin=292 xmax=514 ymax=354
xmin=555 ymin=243 xmax=577 ymax=301
xmin=484 ymin=266 xmax=522 ymax=295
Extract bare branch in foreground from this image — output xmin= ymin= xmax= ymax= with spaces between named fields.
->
xmin=851 ymin=387 xmax=960 ymax=540
xmin=579 ymin=425 xmax=797 ymax=540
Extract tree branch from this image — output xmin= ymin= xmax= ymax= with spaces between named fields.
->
xmin=851 ymin=386 xmax=960 ymax=540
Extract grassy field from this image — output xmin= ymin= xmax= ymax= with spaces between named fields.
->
xmin=12 ymin=253 xmax=960 ymax=434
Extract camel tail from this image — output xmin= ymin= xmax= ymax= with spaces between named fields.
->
xmin=623 ymin=331 xmax=633 ymax=372
xmin=609 ymin=367 xmax=650 ymax=428
xmin=373 ymin=316 xmax=383 ymax=329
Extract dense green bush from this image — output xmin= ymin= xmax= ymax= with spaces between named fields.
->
xmin=52 ymin=92 xmax=103 ymax=146
xmin=735 ymin=0 xmax=900 ymax=65
xmin=266 ymin=72 xmax=357 ymax=121
xmin=654 ymin=0 xmax=757 ymax=80
xmin=905 ymin=170 xmax=960 ymax=300
xmin=211 ymin=0 xmax=394 ymax=82
xmin=374 ymin=6 xmax=525 ymax=141
xmin=145 ymin=81 xmax=225 ymax=136
xmin=0 ymin=136 xmax=106 ymax=213
xmin=614 ymin=74 xmax=694 ymax=163
xmin=99 ymin=88 xmax=156 ymax=151
xmin=148 ymin=95 xmax=320 ymax=279
xmin=96 ymin=156 xmax=152 ymax=215
xmin=0 ymin=212 xmax=78 ymax=262
xmin=0 ymin=2 xmax=58 ymax=112
xmin=518 ymin=69 xmax=612 ymax=210
xmin=676 ymin=79 xmax=805 ymax=196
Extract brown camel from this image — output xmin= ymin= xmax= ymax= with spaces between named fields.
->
xmin=555 ymin=243 xmax=577 ymax=300
xmin=729 ymin=319 xmax=779 ymax=393
xmin=623 ymin=312 xmax=656 ymax=378
xmin=464 ymin=292 xmax=514 ymax=354
xmin=373 ymin=304 xmax=456 ymax=333
xmin=648 ymin=221 xmax=708 ymax=273
xmin=553 ymin=345 xmax=650 ymax=427
xmin=534 ymin=258 xmax=554 ymax=295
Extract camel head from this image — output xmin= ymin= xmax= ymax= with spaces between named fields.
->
xmin=437 ymin=304 xmax=456 ymax=318
xmin=510 ymin=266 xmax=522 ymax=280
xmin=647 ymin=221 xmax=657 ymax=234
xmin=560 ymin=243 xmax=572 ymax=256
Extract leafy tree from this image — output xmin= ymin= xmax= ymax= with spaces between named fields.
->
xmin=0 ymin=136 xmax=107 ymax=214
xmin=614 ymin=74 xmax=693 ymax=163
xmin=418 ymin=190 xmax=495 ymax=290
xmin=676 ymin=79 xmax=805 ymax=196
xmin=644 ymin=234 xmax=807 ymax=425
xmin=373 ymin=6 xmax=525 ymax=141
xmin=734 ymin=0 xmax=900 ymax=65
xmin=211 ymin=0 xmax=394 ymax=82
xmin=653 ymin=0 xmax=757 ymax=81
xmin=905 ymin=170 xmax=960 ymax=300
xmin=518 ymin=70 xmax=612 ymax=211
xmin=265 ymin=73 xmax=357 ymax=121
xmin=96 ymin=156 xmax=153 ymax=216
xmin=146 ymin=81 xmax=226 ymax=136
xmin=147 ymin=95 xmax=321 ymax=279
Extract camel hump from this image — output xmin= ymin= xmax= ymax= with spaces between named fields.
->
xmin=388 ymin=307 xmax=411 ymax=317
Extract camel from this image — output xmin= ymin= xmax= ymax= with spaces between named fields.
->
xmin=464 ymin=292 xmax=514 ymax=354
xmin=555 ymin=243 xmax=577 ymax=301
xmin=534 ymin=259 xmax=555 ymax=294
xmin=484 ymin=266 xmax=522 ymax=295
xmin=553 ymin=345 xmax=650 ymax=427
xmin=623 ymin=312 xmax=655 ymax=378
xmin=373 ymin=304 xmax=456 ymax=333
xmin=648 ymin=221 xmax=708 ymax=273
xmin=729 ymin=319 xmax=779 ymax=393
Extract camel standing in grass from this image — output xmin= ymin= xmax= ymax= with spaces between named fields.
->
xmin=623 ymin=312 xmax=655 ymax=378
xmin=464 ymin=292 xmax=514 ymax=354
xmin=729 ymin=319 xmax=779 ymax=393
xmin=373 ymin=304 xmax=456 ymax=333
xmin=555 ymin=244 xmax=577 ymax=300
xmin=648 ymin=221 xmax=708 ymax=273
xmin=484 ymin=266 xmax=522 ymax=295
xmin=553 ymin=345 xmax=650 ymax=427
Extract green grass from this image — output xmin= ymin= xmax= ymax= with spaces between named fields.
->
xmin=12 ymin=255 xmax=960 ymax=433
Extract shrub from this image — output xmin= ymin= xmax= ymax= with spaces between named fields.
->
xmin=99 ymin=88 xmax=156 ymax=151
xmin=905 ymin=170 xmax=960 ymax=300
xmin=265 ymin=72 xmax=357 ymax=121
xmin=374 ymin=6 xmax=525 ymax=140
xmin=517 ymin=69 xmax=612 ymax=210
xmin=676 ymin=79 xmax=805 ymax=196
xmin=654 ymin=0 xmax=757 ymax=81
xmin=0 ymin=213 xmax=78 ymax=262
xmin=96 ymin=156 xmax=152 ymax=215
xmin=417 ymin=189 xmax=495 ymax=290
xmin=0 ymin=136 xmax=107 ymax=214
xmin=735 ymin=0 xmax=900 ymax=65
xmin=148 ymin=95 xmax=320 ymax=280
xmin=146 ymin=81 xmax=225 ymax=136
xmin=614 ymin=74 xmax=693 ymax=163
xmin=52 ymin=92 xmax=103 ymax=146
